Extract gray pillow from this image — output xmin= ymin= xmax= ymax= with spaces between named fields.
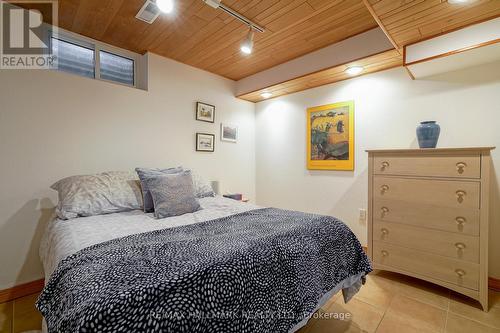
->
xmin=135 ymin=167 xmax=183 ymax=212
xmin=51 ymin=171 xmax=143 ymax=220
xmin=145 ymin=171 xmax=201 ymax=219
xmin=189 ymin=171 xmax=216 ymax=198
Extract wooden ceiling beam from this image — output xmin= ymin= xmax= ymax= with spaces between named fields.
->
xmin=364 ymin=0 xmax=500 ymax=48
xmin=362 ymin=0 xmax=400 ymax=51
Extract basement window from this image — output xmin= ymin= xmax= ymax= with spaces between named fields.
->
xmin=51 ymin=34 xmax=138 ymax=88
xmin=52 ymin=38 xmax=95 ymax=79
xmin=99 ymin=51 xmax=135 ymax=86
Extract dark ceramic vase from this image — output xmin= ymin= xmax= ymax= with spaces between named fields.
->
xmin=416 ymin=121 xmax=440 ymax=148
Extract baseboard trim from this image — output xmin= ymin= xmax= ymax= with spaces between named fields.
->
xmin=489 ymin=277 xmax=500 ymax=291
xmin=0 ymin=279 xmax=45 ymax=303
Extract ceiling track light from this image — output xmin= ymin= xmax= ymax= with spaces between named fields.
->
xmin=240 ymin=28 xmax=254 ymax=54
xmin=202 ymin=0 xmax=265 ymax=33
xmin=201 ymin=0 xmax=264 ymax=55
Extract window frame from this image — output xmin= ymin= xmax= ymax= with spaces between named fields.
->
xmin=98 ymin=49 xmax=136 ymax=88
xmin=50 ymin=30 xmax=138 ymax=89
xmin=50 ymin=36 xmax=96 ymax=79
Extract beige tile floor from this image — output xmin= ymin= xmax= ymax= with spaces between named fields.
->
xmin=2 ymin=270 xmax=499 ymax=333
xmin=298 ymin=270 xmax=500 ymax=333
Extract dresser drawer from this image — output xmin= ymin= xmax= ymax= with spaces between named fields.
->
xmin=373 ymin=221 xmax=479 ymax=263
xmin=373 ymin=241 xmax=479 ymax=290
xmin=373 ymin=153 xmax=480 ymax=178
xmin=373 ymin=176 xmax=480 ymax=209
xmin=373 ymin=198 xmax=480 ymax=236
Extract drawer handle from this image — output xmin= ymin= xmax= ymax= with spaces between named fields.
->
xmin=381 ymin=250 xmax=389 ymax=257
xmin=381 ymin=161 xmax=390 ymax=171
xmin=455 ymin=242 xmax=466 ymax=250
xmin=381 ymin=206 xmax=389 ymax=217
xmin=455 ymin=217 xmax=466 ymax=226
xmin=380 ymin=185 xmax=390 ymax=194
xmin=456 ymin=190 xmax=466 ymax=203
xmin=455 ymin=269 xmax=466 ymax=277
xmin=456 ymin=162 xmax=467 ymax=174
xmin=381 ymin=228 xmax=389 ymax=235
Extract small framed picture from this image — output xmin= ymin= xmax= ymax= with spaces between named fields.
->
xmin=221 ymin=123 xmax=238 ymax=143
xmin=196 ymin=133 xmax=215 ymax=152
xmin=196 ymin=102 xmax=215 ymax=123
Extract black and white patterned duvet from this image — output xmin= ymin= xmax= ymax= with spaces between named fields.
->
xmin=37 ymin=208 xmax=371 ymax=332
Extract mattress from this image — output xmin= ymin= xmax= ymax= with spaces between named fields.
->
xmin=39 ymin=196 xmax=370 ymax=332
xmin=39 ymin=196 xmax=259 ymax=282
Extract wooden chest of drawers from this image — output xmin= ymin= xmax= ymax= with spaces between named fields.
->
xmin=367 ymin=147 xmax=494 ymax=311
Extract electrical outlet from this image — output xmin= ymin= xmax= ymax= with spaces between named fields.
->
xmin=359 ymin=209 xmax=367 ymax=223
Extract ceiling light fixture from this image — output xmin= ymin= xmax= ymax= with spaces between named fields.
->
xmin=156 ymin=0 xmax=174 ymax=13
xmin=201 ymin=0 xmax=264 ymax=56
xmin=345 ymin=66 xmax=364 ymax=76
xmin=202 ymin=1 xmax=265 ymax=33
xmin=261 ymin=92 xmax=273 ymax=99
xmin=241 ymin=28 xmax=255 ymax=55
xmin=448 ymin=0 xmax=470 ymax=4
xmin=203 ymin=0 xmax=222 ymax=8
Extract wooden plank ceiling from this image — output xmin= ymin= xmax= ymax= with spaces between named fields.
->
xmin=45 ymin=0 xmax=379 ymax=80
xmin=18 ymin=0 xmax=500 ymax=101
xmin=237 ymin=49 xmax=402 ymax=102
xmin=364 ymin=0 xmax=500 ymax=49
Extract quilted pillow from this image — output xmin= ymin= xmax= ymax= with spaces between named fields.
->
xmin=135 ymin=167 xmax=183 ymax=213
xmin=51 ymin=171 xmax=143 ymax=220
xmin=145 ymin=171 xmax=201 ymax=219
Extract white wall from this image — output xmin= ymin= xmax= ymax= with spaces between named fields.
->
xmin=255 ymin=61 xmax=500 ymax=278
xmin=0 ymin=53 xmax=256 ymax=289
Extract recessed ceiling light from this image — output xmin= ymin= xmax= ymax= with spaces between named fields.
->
xmin=345 ymin=66 xmax=364 ymax=76
xmin=156 ymin=0 xmax=174 ymax=13
xmin=448 ymin=0 xmax=470 ymax=4
xmin=261 ymin=92 xmax=272 ymax=99
xmin=241 ymin=29 xmax=254 ymax=55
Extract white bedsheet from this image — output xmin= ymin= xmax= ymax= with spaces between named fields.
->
xmin=40 ymin=196 xmax=259 ymax=282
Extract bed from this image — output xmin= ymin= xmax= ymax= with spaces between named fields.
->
xmin=38 ymin=196 xmax=371 ymax=332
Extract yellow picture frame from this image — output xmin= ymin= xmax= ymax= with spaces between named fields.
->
xmin=307 ymin=101 xmax=355 ymax=171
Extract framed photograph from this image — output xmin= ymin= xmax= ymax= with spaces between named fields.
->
xmin=307 ymin=100 xmax=354 ymax=171
xmin=196 ymin=133 xmax=215 ymax=152
xmin=221 ymin=123 xmax=238 ymax=143
xmin=196 ymin=102 xmax=215 ymax=123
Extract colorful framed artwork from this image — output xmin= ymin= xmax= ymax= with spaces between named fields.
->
xmin=196 ymin=102 xmax=215 ymax=123
xmin=196 ymin=133 xmax=215 ymax=152
xmin=221 ymin=123 xmax=238 ymax=143
xmin=307 ymin=101 xmax=354 ymax=171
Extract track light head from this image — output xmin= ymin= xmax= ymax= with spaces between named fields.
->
xmin=240 ymin=28 xmax=254 ymax=55
xmin=203 ymin=0 xmax=221 ymax=9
